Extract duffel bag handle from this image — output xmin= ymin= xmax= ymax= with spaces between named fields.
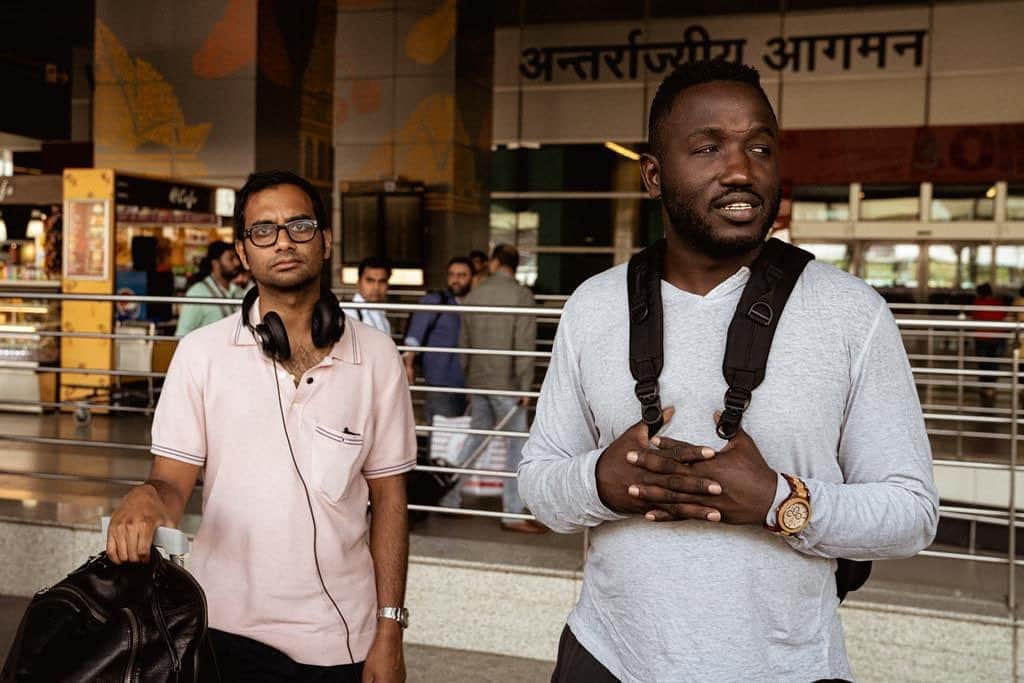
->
xmin=101 ymin=516 xmax=190 ymax=558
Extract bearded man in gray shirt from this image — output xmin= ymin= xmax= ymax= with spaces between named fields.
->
xmin=519 ymin=60 xmax=939 ymax=682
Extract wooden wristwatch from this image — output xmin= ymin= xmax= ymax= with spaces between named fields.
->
xmin=767 ymin=473 xmax=811 ymax=536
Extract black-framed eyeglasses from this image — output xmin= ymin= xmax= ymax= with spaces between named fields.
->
xmin=244 ymin=218 xmax=320 ymax=247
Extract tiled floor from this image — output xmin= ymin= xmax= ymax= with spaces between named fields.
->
xmin=0 ymin=594 xmax=553 ymax=682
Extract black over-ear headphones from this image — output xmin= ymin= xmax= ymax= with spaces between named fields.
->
xmin=241 ymin=285 xmax=344 ymax=360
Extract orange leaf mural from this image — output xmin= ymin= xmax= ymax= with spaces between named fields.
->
xmin=356 ymin=92 xmax=480 ymax=200
xmin=406 ymin=0 xmax=456 ymax=65
xmin=193 ymin=0 xmax=257 ymax=79
xmin=94 ymin=20 xmax=212 ymax=176
xmin=351 ymin=80 xmax=383 ymax=114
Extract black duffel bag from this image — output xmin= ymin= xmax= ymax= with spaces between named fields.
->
xmin=1 ymin=547 xmax=212 ymax=682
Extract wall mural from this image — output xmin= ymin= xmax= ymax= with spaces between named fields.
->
xmin=192 ymin=0 xmax=258 ymax=80
xmin=336 ymin=0 xmax=484 ymax=209
xmin=94 ymin=20 xmax=213 ymax=177
xmin=93 ymin=0 xmax=263 ymax=184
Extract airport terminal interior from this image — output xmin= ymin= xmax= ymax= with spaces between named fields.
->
xmin=1 ymin=0 xmax=1024 ymax=680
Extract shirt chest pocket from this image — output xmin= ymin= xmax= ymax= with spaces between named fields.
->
xmin=311 ymin=422 xmax=365 ymax=503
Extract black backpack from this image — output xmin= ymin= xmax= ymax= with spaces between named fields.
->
xmin=1 ymin=549 xmax=215 ymax=682
xmin=627 ymin=237 xmax=871 ymax=601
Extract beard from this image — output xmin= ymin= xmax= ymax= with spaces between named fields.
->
xmin=662 ymin=186 xmax=781 ymax=259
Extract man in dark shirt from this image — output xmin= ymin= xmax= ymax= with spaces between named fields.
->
xmin=403 ymin=256 xmax=474 ymax=424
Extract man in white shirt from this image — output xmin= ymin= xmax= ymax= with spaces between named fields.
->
xmin=345 ymin=256 xmax=392 ymax=337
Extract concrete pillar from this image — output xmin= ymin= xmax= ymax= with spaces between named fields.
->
xmin=334 ymin=0 xmax=494 ymax=288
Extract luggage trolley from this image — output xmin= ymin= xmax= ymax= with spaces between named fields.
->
xmin=101 ymin=516 xmax=191 ymax=566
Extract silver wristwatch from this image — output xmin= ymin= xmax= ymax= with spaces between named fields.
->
xmin=377 ymin=606 xmax=409 ymax=629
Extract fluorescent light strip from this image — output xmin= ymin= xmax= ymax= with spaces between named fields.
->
xmin=604 ymin=141 xmax=640 ymax=161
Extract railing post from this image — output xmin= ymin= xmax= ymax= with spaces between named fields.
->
xmin=1012 ymin=329 xmax=1021 ymax=683
xmin=926 ymin=325 xmax=935 ymax=406
xmin=1009 ymin=344 xmax=1019 ymax=619
xmin=957 ymin=312 xmax=965 ymax=459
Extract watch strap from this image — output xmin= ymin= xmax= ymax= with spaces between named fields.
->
xmin=377 ymin=606 xmax=409 ymax=628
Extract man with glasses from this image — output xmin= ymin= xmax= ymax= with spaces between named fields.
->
xmin=106 ymin=170 xmax=415 ymax=682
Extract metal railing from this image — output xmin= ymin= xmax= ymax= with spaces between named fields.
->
xmin=1 ymin=291 xmax=1024 ymax=649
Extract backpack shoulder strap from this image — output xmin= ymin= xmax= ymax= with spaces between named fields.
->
xmin=627 ymin=239 xmax=666 ymax=438
xmin=717 ymin=238 xmax=814 ymax=439
xmin=420 ymin=290 xmax=449 ymax=346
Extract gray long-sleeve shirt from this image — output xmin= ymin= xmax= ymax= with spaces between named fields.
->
xmin=519 ymin=260 xmax=939 ymax=682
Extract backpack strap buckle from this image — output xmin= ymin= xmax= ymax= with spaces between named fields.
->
xmin=717 ymin=387 xmax=751 ymax=439
xmin=635 ymin=379 xmax=663 ymax=434
xmin=747 ymin=300 xmax=773 ymax=326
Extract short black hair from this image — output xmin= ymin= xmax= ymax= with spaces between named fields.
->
xmin=469 ymin=250 xmax=487 ymax=262
xmin=648 ymin=59 xmax=775 ymax=158
xmin=491 ymin=244 xmax=519 ymax=271
xmin=447 ymin=256 xmax=474 ymax=271
xmin=207 ymin=241 xmax=234 ymax=262
xmin=358 ymin=256 xmax=392 ymax=278
xmin=234 ymin=170 xmax=327 ymax=241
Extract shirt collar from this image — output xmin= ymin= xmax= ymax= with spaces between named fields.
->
xmin=230 ymin=295 xmax=360 ymax=364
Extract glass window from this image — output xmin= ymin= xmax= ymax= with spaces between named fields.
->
xmin=636 ymin=200 xmax=664 ymax=247
xmin=341 ymin=193 xmax=423 ymax=267
xmin=493 ymin=144 xmax=645 ymax=193
xmin=931 ymin=184 xmax=995 ymax=222
xmin=1009 ymin=184 xmax=1024 ymax=221
xmin=341 ymin=195 xmax=377 ymax=264
xmin=995 ymin=245 xmax=1024 ymax=289
xmin=791 ymin=186 xmax=850 ymax=222
xmin=859 ymin=185 xmax=920 ymax=221
xmin=530 ymin=199 xmax=614 ymax=247
xmin=490 ymin=201 xmax=518 ymax=246
xmin=927 ymin=244 xmax=960 ymax=288
xmin=959 ymin=244 xmax=993 ymax=291
xmin=382 ymin=195 xmax=423 ymax=266
xmin=535 ymin=254 xmax=613 ymax=295
xmin=861 ymin=243 xmax=920 ymax=288
xmin=798 ymin=243 xmax=850 ymax=271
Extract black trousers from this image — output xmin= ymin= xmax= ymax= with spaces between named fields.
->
xmin=203 ymin=629 xmax=365 ymax=682
xmin=549 ymin=624 xmax=850 ymax=683
xmin=550 ymin=625 xmax=618 ymax=683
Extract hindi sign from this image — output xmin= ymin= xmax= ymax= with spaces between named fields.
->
xmin=63 ymin=199 xmax=111 ymax=281
xmin=519 ymin=25 xmax=927 ymax=82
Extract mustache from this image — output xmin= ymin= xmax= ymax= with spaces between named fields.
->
xmin=269 ymin=252 xmax=304 ymax=267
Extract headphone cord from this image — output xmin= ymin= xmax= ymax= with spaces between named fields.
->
xmin=273 ymin=360 xmax=355 ymax=664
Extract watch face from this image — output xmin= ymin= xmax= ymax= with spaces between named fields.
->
xmin=781 ymin=500 xmax=810 ymax=532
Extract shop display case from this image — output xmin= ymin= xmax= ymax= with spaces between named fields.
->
xmin=0 ymin=281 xmax=60 ymax=412
xmin=0 ymin=175 xmax=63 ymax=412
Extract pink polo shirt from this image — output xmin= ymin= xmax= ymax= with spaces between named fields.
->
xmin=151 ymin=302 xmax=416 ymax=665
